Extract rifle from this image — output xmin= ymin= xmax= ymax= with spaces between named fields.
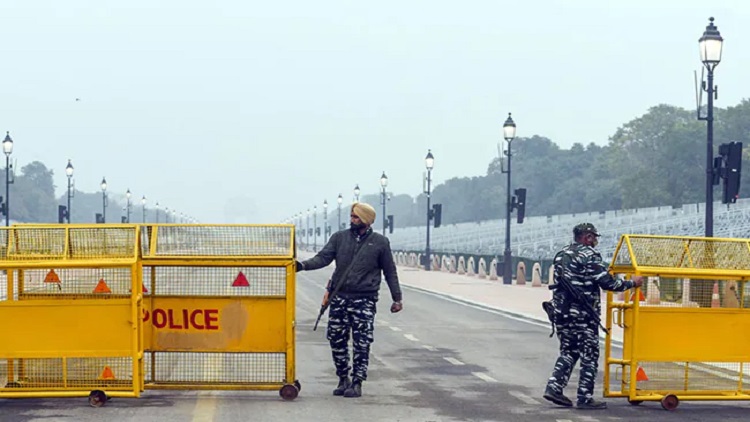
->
xmin=313 ymin=242 xmax=369 ymax=331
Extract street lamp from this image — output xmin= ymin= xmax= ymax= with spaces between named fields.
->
xmin=101 ymin=177 xmax=108 ymax=223
xmin=313 ymin=205 xmax=318 ymax=251
xmin=424 ymin=150 xmax=434 ymax=270
xmin=155 ymin=201 xmax=160 ymax=223
xmin=501 ymin=113 xmax=517 ymax=285
xmin=323 ymin=199 xmax=328 ymax=239
xmin=699 ymin=17 xmax=724 ymax=237
xmin=380 ymin=171 xmax=389 ymax=236
xmin=3 ymin=132 xmax=13 ymax=226
xmin=125 ymin=188 xmax=132 ymax=223
xmin=141 ymin=195 xmax=147 ymax=223
xmin=306 ymin=208 xmax=310 ymax=249
xmin=354 ymin=184 xmax=360 ymax=202
xmin=65 ymin=160 xmax=74 ymax=223
xmin=337 ymin=194 xmax=343 ymax=230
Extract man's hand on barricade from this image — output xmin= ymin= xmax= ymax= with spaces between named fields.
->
xmin=295 ymin=261 xmax=304 ymax=272
xmin=390 ymin=301 xmax=403 ymax=313
xmin=631 ymin=276 xmax=644 ymax=288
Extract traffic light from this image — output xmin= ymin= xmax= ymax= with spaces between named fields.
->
xmin=58 ymin=205 xmax=68 ymax=224
xmin=387 ymin=215 xmax=394 ymax=234
xmin=432 ymin=204 xmax=442 ymax=228
xmin=95 ymin=213 xmax=104 ymax=224
xmin=515 ymin=188 xmax=527 ymax=223
xmin=719 ymin=142 xmax=742 ymax=204
xmin=315 ymin=227 xmax=321 ymax=236
xmin=0 ymin=196 xmax=5 ymax=217
xmin=121 ymin=216 xmax=127 ymax=223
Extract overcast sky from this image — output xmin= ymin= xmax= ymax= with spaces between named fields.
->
xmin=0 ymin=1 xmax=747 ymax=223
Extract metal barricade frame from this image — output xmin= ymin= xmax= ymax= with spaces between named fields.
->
xmin=0 ymin=225 xmax=144 ymax=406
xmin=605 ymin=234 xmax=750 ymax=410
xmin=139 ymin=224 xmax=299 ymax=399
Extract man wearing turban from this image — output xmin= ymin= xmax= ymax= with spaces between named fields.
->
xmin=296 ymin=202 xmax=403 ymax=398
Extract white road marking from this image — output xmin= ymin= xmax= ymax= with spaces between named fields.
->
xmin=404 ymin=334 xmax=419 ymax=342
xmin=443 ymin=357 xmax=465 ymax=366
xmin=423 ymin=345 xmax=438 ymax=352
xmin=191 ymin=392 xmax=217 ymax=422
xmin=510 ymin=390 xmax=540 ymax=405
xmin=472 ymin=372 xmax=498 ymax=383
xmin=389 ymin=326 xmax=402 ymax=332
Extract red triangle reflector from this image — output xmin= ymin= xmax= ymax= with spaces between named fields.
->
xmin=232 ymin=271 xmax=250 ymax=287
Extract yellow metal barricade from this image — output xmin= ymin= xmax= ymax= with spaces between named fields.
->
xmin=0 ymin=225 xmax=143 ymax=406
xmin=140 ymin=224 xmax=299 ymax=400
xmin=605 ymin=234 xmax=750 ymax=410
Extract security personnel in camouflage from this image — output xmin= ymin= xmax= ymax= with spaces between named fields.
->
xmin=543 ymin=223 xmax=643 ymax=410
xmin=296 ymin=202 xmax=403 ymax=398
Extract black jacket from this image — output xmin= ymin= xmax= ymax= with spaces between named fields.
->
xmin=300 ymin=228 xmax=402 ymax=302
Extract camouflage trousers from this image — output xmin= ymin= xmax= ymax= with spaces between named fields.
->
xmin=546 ymin=319 xmax=600 ymax=403
xmin=326 ymin=295 xmax=377 ymax=381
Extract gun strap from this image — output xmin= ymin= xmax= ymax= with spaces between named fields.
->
xmin=325 ymin=234 xmax=371 ymax=304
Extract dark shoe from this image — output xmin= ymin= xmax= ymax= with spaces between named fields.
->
xmin=577 ymin=399 xmax=607 ymax=409
xmin=332 ymin=376 xmax=350 ymax=396
xmin=543 ymin=388 xmax=573 ymax=407
xmin=343 ymin=379 xmax=362 ymax=398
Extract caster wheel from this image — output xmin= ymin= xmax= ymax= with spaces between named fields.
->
xmin=294 ymin=380 xmax=301 ymax=392
xmin=628 ymin=400 xmax=643 ymax=406
xmin=661 ymin=394 xmax=679 ymax=411
xmin=88 ymin=390 xmax=108 ymax=407
xmin=279 ymin=384 xmax=299 ymax=401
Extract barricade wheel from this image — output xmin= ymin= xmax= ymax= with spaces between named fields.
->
xmin=279 ymin=384 xmax=299 ymax=401
xmin=5 ymin=382 xmax=21 ymax=388
xmin=628 ymin=400 xmax=643 ymax=406
xmin=660 ymin=394 xmax=679 ymax=411
xmin=294 ymin=380 xmax=301 ymax=392
xmin=88 ymin=390 xmax=108 ymax=407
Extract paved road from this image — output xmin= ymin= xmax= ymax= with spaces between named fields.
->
xmin=3 ymin=267 xmax=750 ymax=421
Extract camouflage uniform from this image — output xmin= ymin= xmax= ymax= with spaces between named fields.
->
xmin=327 ymin=295 xmax=377 ymax=380
xmin=546 ymin=230 xmax=635 ymax=405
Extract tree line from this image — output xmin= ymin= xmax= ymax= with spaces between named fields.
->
xmin=6 ymin=99 xmax=750 ymax=226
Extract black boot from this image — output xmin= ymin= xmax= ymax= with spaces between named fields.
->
xmin=543 ymin=387 xmax=573 ymax=407
xmin=576 ymin=398 xmax=607 ymax=409
xmin=343 ymin=378 xmax=362 ymax=398
xmin=332 ymin=376 xmax=350 ymax=396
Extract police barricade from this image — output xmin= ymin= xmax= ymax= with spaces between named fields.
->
xmin=0 ymin=225 xmax=143 ymax=406
xmin=139 ymin=224 xmax=299 ymax=400
xmin=605 ymin=234 xmax=750 ymax=410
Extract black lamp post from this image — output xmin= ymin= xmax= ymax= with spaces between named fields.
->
xmin=380 ymin=171 xmax=388 ymax=236
xmin=141 ymin=195 xmax=147 ymax=223
xmin=101 ymin=177 xmax=108 ymax=223
xmin=354 ymin=184 xmax=360 ymax=202
xmin=501 ymin=113 xmax=517 ymax=284
xmin=424 ymin=150 xmax=434 ymax=270
xmin=337 ymin=193 xmax=343 ymax=230
xmin=3 ymin=132 xmax=13 ymax=226
xmin=125 ymin=189 xmax=132 ymax=223
xmin=306 ymin=208 xmax=310 ymax=249
xmin=65 ymin=160 xmax=74 ymax=223
xmin=699 ymin=17 xmax=724 ymax=237
xmin=313 ymin=205 xmax=318 ymax=251
xmin=323 ymin=199 xmax=328 ymax=239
